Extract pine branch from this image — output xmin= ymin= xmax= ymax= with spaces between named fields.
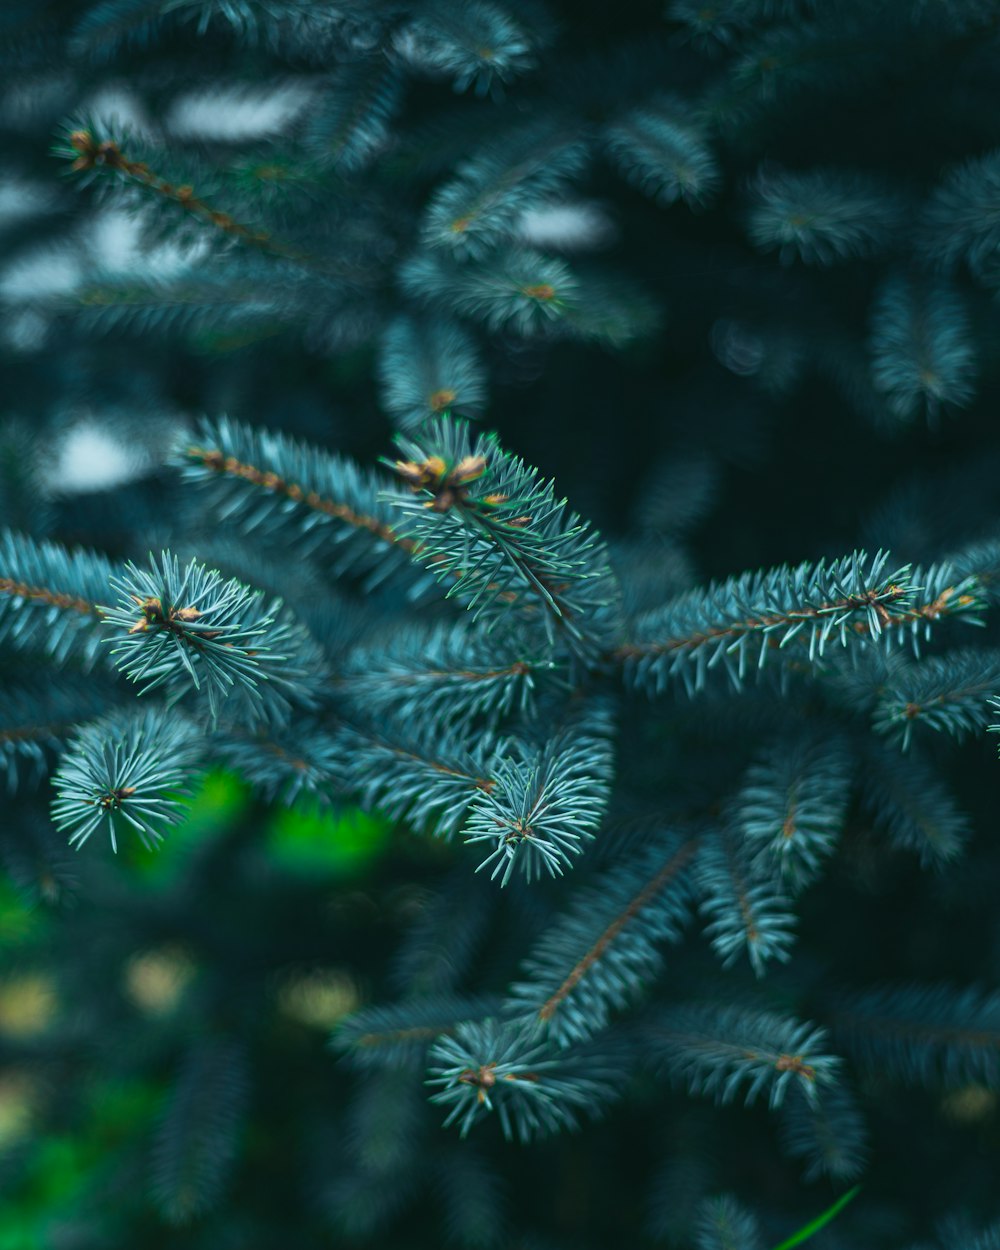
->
xmin=51 ymin=707 xmax=200 ymax=852
xmin=0 ymin=530 xmax=113 ymax=668
xmin=648 ymin=1002 xmax=841 ymax=1109
xmin=435 ymin=1143 xmax=508 ymax=1249
xmin=734 ymin=735 xmax=851 ymax=891
xmin=377 ymin=315 xmax=487 ymax=431
xmin=463 ymin=711 xmax=614 ymax=885
xmin=832 ymin=984 xmax=1000 ymax=1090
xmin=396 ymin=2 xmax=544 ymax=95
xmin=305 ymin=58 xmax=402 ymax=172
xmin=150 ymin=1038 xmax=249 ymax=1226
xmin=869 ymin=275 xmax=977 ymax=423
xmin=694 ymin=829 xmax=796 ymax=976
xmin=176 ymin=416 xmax=422 ymax=583
xmin=922 ymin=148 xmax=1000 ymax=277
xmin=620 ymin=551 xmax=913 ymax=696
xmin=873 ymin=648 xmax=1000 ymax=748
xmin=212 ymin=719 xmax=343 ymax=804
xmin=778 ymin=1080 xmax=868 ymax=1183
xmin=421 ymin=119 xmax=589 ymax=258
xmin=949 ymin=536 xmax=1000 ymax=606
xmin=333 ymin=996 xmax=501 ymax=1071
xmin=745 ymin=166 xmax=901 ymax=266
xmin=504 ymin=832 xmax=698 ymax=1045
xmin=335 ymin=722 xmax=498 ymax=839
xmin=0 ymin=677 xmax=112 ymax=794
xmin=399 ymin=248 xmax=659 ymax=345
xmin=603 ymin=94 xmax=720 ymax=208
xmin=390 ymin=866 xmax=495 ymax=997
xmin=427 ymin=1017 xmax=626 ymax=1142
xmin=101 ymin=551 xmax=325 ymax=723
xmin=60 ymin=128 xmax=302 ymax=261
xmin=337 ymin=618 xmax=543 ymax=735
xmin=387 ymin=416 xmax=624 ymax=662
xmin=695 ymin=1195 xmax=764 ymax=1250
xmin=859 ymin=743 xmax=971 ymax=866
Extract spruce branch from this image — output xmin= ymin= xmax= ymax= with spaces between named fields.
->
xmin=695 ymin=1195 xmax=764 ymax=1250
xmin=505 ymin=833 xmax=698 ymax=1045
xmin=734 ymin=735 xmax=851 ymax=892
xmin=333 ymin=996 xmax=502 ymax=1071
xmin=869 ymin=275 xmax=977 ymax=423
xmin=778 ymin=1081 xmax=868 ymax=1183
xmin=378 ymin=315 xmax=487 ymax=431
xmin=603 ymin=94 xmax=720 ymax=208
xmin=694 ymin=828 xmax=796 ymax=976
xmin=0 ymin=530 xmax=113 ymax=668
xmin=335 ymin=722 xmax=497 ymax=839
xmin=0 ymin=677 xmax=112 ymax=795
xmin=60 ymin=127 xmax=302 ymax=261
xmin=832 ymin=984 xmax=1000 ymax=1090
xmin=464 ymin=716 xmax=614 ymax=885
xmin=873 ymin=648 xmax=1000 ymax=748
xmin=427 ymin=1018 xmax=626 ymax=1142
xmin=648 ymin=1003 xmax=841 ymax=1110
xmin=396 ymin=2 xmax=543 ymax=95
xmin=177 ymin=416 xmax=422 ymax=581
xmin=305 ymin=59 xmax=402 ymax=172
xmin=212 ymin=719 xmax=343 ymax=804
xmin=421 ymin=119 xmax=589 ymax=258
xmin=101 ymin=551 xmax=321 ymax=722
xmin=400 ymin=248 xmax=659 ymax=345
xmin=150 ymin=1038 xmax=249 ymax=1227
xmin=387 ymin=416 xmax=624 ymax=662
xmin=746 ymin=166 xmax=901 ymax=266
xmin=50 ymin=707 xmax=199 ymax=852
xmin=619 ymin=550 xmax=913 ymax=695
xmin=859 ymin=743 xmax=971 ymax=866
xmin=337 ymin=619 xmax=543 ymax=734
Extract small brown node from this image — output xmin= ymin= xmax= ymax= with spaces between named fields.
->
xmin=457 ymin=1062 xmax=497 ymax=1094
xmin=775 ymin=1053 xmax=816 ymax=1080
xmin=429 ymin=388 xmax=457 ymax=412
xmin=100 ymin=786 xmax=137 ymax=810
xmin=522 ymin=284 xmax=557 ymax=301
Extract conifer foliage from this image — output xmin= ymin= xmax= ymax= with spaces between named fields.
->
xmin=4 ymin=1 xmax=1000 ymax=1245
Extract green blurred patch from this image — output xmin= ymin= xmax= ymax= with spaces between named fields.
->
xmin=267 ymin=802 xmax=391 ymax=877
xmin=124 ymin=770 xmax=390 ymax=883
xmin=0 ymin=881 xmax=44 ymax=947
xmin=125 ymin=769 xmax=250 ymax=883
xmin=0 ymin=1076 xmax=160 ymax=1247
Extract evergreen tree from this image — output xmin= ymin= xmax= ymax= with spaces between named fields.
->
xmin=4 ymin=1 xmax=1000 ymax=1245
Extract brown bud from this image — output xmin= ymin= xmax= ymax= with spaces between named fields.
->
xmin=450 ymin=455 xmax=487 ymax=486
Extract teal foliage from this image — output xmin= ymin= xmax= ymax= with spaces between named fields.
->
xmin=734 ymin=735 xmax=851 ymax=891
xmin=427 ymin=1017 xmax=626 ymax=1141
xmin=833 ymin=984 xmax=1000 ymax=1091
xmin=602 ymin=94 xmax=720 ymax=208
xmin=623 ymin=551 xmax=921 ymax=696
xmin=5 ymin=0 xmax=1000 ymax=1245
xmin=150 ymin=1038 xmax=249 ymax=1225
xmin=746 ymin=168 xmax=900 ymax=266
xmin=694 ymin=828 xmax=797 ymax=975
xmin=695 ymin=1194 xmax=764 ymax=1250
xmin=648 ymin=1003 xmax=840 ymax=1110
xmin=873 ymin=648 xmax=1000 ymax=748
xmin=869 ymin=276 xmax=977 ymax=424
xmin=50 ymin=707 xmax=199 ymax=850
xmin=378 ymin=316 xmax=488 ymax=432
